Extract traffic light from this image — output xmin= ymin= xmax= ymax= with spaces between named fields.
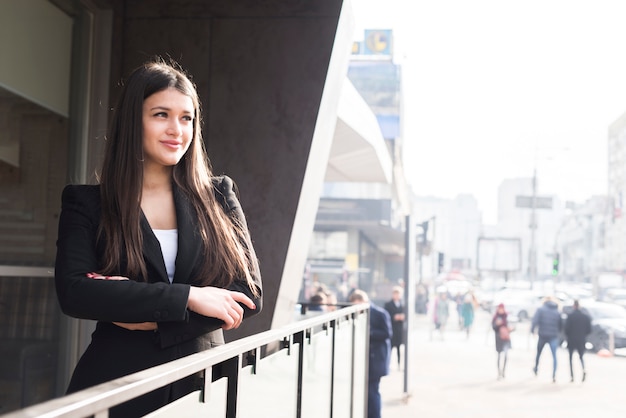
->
xmin=552 ymin=253 xmax=560 ymax=275
xmin=421 ymin=221 xmax=429 ymax=244
xmin=438 ymin=252 xmax=445 ymax=273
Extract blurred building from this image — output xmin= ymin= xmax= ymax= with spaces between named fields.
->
xmin=495 ymin=178 xmax=565 ymax=280
xmin=410 ymin=194 xmax=482 ymax=282
xmin=557 ymin=196 xmax=610 ymax=279
xmin=606 ymin=111 xmax=626 ymax=272
xmin=302 ymin=29 xmax=412 ymax=307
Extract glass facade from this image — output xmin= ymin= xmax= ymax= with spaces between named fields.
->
xmin=0 ymin=0 xmax=78 ymax=412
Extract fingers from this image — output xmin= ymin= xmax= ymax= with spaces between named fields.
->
xmin=230 ymin=291 xmax=256 ymax=310
xmin=87 ymin=272 xmax=129 ymax=281
xmin=221 ymin=295 xmax=245 ymax=330
xmin=188 ymin=287 xmax=254 ymax=329
xmin=113 ymin=322 xmax=157 ymax=331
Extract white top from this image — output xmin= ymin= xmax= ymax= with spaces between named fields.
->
xmin=153 ymin=229 xmax=178 ymax=283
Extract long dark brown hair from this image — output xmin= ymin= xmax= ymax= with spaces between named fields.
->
xmin=98 ymin=58 xmax=258 ymax=295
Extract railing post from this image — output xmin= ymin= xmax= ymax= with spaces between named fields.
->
xmin=294 ymin=330 xmax=305 ymax=418
xmin=329 ymin=319 xmax=336 ymax=418
xmin=224 ymin=356 xmax=240 ymax=418
xmin=201 ymin=365 xmax=212 ymax=403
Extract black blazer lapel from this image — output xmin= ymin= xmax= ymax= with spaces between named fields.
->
xmin=173 ymin=186 xmax=201 ymax=284
xmin=140 ymin=213 xmax=170 ymax=283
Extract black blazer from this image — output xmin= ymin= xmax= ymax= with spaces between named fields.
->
xmin=54 ymin=175 xmax=262 ymax=417
xmin=383 ymin=300 xmax=406 ymax=347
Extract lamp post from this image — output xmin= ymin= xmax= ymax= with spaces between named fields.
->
xmin=402 ymin=215 xmax=436 ymax=400
xmin=401 ymin=214 xmax=434 ymax=401
xmin=402 ymin=215 xmax=415 ymax=401
xmin=529 ymin=168 xmax=538 ymax=289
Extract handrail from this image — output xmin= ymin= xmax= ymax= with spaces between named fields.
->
xmin=0 ymin=265 xmax=53 ymax=277
xmin=1 ymin=303 xmax=370 ymax=418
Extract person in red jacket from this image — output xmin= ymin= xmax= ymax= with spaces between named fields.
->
xmin=492 ymin=303 xmax=511 ymax=380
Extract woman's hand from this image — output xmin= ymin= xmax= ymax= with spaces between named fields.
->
xmin=187 ymin=286 xmax=256 ymax=330
xmin=113 ymin=322 xmax=158 ymax=331
xmin=87 ymin=272 xmax=129 ymax=280
xmin=88 ymin=273 xmax=154 ymax=330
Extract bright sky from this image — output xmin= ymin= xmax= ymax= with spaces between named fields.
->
xmin=351 ymin=0 xmax=626 ymax=223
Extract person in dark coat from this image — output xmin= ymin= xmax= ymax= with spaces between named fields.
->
xmin=492 ymin=303 xmax=511 ymax=380
xmin=384 ymin=286 xmax=406 ymax=369
xmin=350 ymin=289 xmax=392 ymax=418
xmin=54 ymin=59 xmax=262 ymax=418
xmin=415 ymin=283 xmax=429 ymax=314
xmin=531 ymin=297 xmax=562 ymax=382
xmin=564 ymin=300 xmax=592 ymax=382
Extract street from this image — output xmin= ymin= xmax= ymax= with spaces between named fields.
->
xmin=380 ymin=307 xmax=626 ymax=418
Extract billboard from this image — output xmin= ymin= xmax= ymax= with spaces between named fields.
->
xmin=363 ymin=29 xmax=393 ymax=56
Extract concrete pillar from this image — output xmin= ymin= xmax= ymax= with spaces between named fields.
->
xmin=107 ymin=0 xmax=354 ymax=339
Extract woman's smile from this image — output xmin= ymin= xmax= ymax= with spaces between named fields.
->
xmin=142 ymin=87 xmax=194 ymax=168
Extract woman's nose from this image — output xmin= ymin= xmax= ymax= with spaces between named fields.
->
xmin=167 ymin=120 xmax=182 ymax=136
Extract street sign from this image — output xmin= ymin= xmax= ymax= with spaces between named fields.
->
xmin=515 ymin=195 xmax=553 ymax=209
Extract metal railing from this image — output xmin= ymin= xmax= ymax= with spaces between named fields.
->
xmin=1 ymin=304 xmax=370 ymax=418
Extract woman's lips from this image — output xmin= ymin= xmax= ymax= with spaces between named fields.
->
xmin=161 ymin=140 xmax=182 ymax=149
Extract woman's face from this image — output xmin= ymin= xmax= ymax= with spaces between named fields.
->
xmin=142 ymin=87 xmax=194 ymax=169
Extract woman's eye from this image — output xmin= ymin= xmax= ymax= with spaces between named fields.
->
xmin=154 ymin=112 xmax=167 ymax=118
xmin=182 ymin=115 xmax=193 ymax=122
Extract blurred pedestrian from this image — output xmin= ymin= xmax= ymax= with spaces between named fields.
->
xmin=308 ymin=292 xmax=327 ymax=312
xmin=460 ymin=293 xmax=475 ymax=337
xmin=384 ymin=286 xmax=406 ymax=370
xmin=531 ymin=296 xmax=562 ymax=382
xmin=432 ymin=287 xmax=450 ymax=339
xmin=564 ymin=299 xmax=592 ymax=382
xmin=415 ymin=283 xmax=429 ymax=314
xmin=325 ymin=291 xmax=338 ymax=311
xmin=492 ymin=303 xmax=511 ymax=379
xmin=349 ymin=289 xmax=392 ymax=418
xmin=454 ymin=291 xmax=464 ymax=328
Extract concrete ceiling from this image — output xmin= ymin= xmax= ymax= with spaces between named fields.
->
xmin=325 ymin=79 xmax=392 ymax=183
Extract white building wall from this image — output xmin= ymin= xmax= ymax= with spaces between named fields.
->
xmin=411 ymin=194 xmax=482 ymax=280
xmin=496 ymin=178 xmax=565 ymax=279
xmin=607 ymin=111 xmax=626 ymax=272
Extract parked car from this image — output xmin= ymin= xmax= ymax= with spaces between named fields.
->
xmin=555 ymin=282 xmax=593 ymax=301
xmin=563 ymin=301 xmax=626 ymax=352
xmin=602 ymin=288 xmax=626 ymax=309
xmin=491 ymin=289 xmax=540 ymax=322
xmin=474 ymin=277 xmax=506 ymax=312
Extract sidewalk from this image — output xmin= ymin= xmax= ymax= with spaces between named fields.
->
xmin=379 ymin=309 xmax=626 ymax=418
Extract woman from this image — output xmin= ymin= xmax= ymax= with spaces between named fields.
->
xmin=432 ymin=287 xmax=449 ymax=339
xmin=492 ymin=303 xmax=511 ymax=380
xmin=460 ymin=293 xmax=475 ymax=337
xmin=54 ymin=58 xmax=262 ymax=417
